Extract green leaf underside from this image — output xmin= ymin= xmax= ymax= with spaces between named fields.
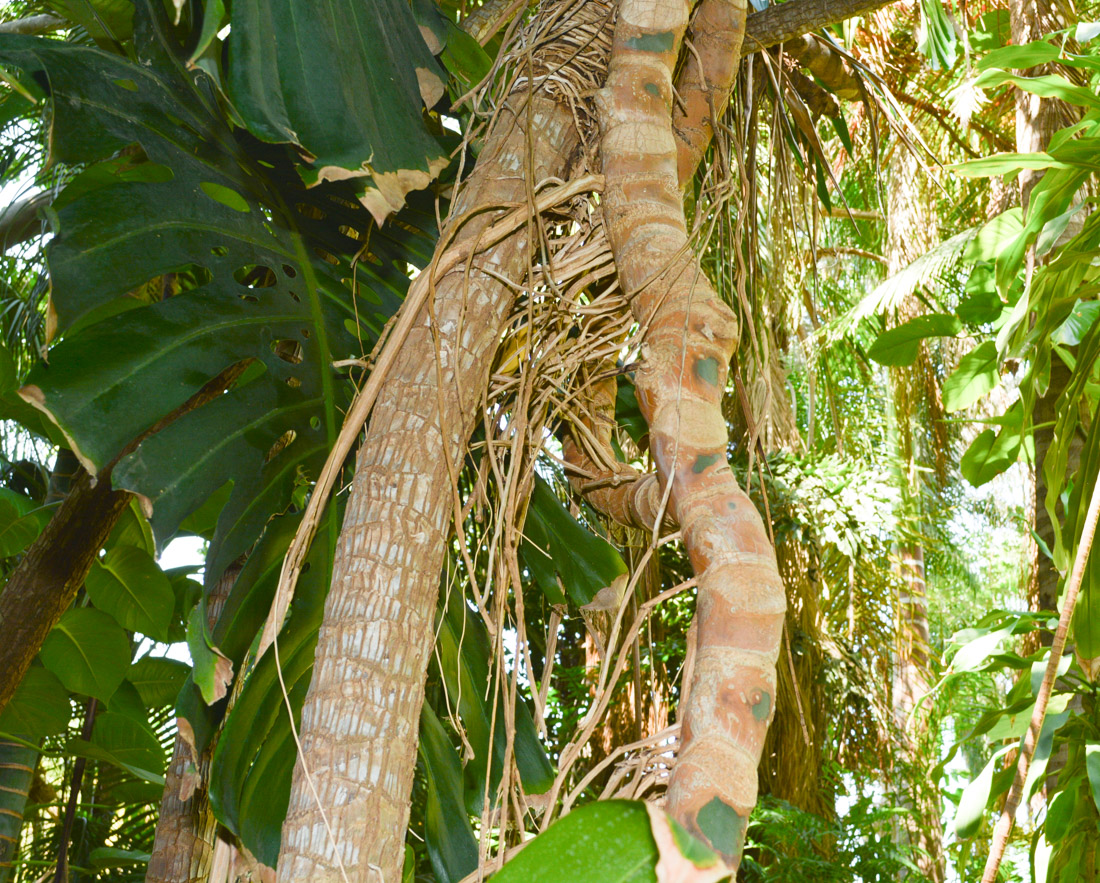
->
xmin=85 ymin=544 xmax=175 ymax=640
xmin=228 ymin=0 xmax=445 ymax=194
xmin=943 ymin=341 xmax=999 ymax=413
xmin=869 ymin=314 xmax=961 ymax=366
xmin=39 ymin=608 xmax=131 ymax=703
xmin=419 ymin=704 xmax=478 ymax=883
xmin=90 ymin=710 xmax=165 ymax=779
xmin=127 ymin=656 xmax=190 ymax=708
xmin=491 ymin=801 xmax=658 ymax=882
xmin=0 ymin=665 xmax=71 ymax=738
xmin=520 ymin=476 xmax=629 ymax=607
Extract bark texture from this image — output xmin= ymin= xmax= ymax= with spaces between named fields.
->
xmin=742 ymin=0 xmax=895 ymax=54
xmin=674 ymin=0 xmax=746 ymax=185
xmin=596 ymin=0 xmax=784 ymax=864
xmin=0 ymin=469 xmax=130 ymax=716
xmin=146 ymin=566 xmax=239 ymax=883
xmin=1016 ymin=0 xmax=1083 ymax=635
xmin=276 ymin=6 xmax=611 ymax=880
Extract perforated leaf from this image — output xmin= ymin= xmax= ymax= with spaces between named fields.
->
xmin=228 ymin=0 xmax=447 ymax=222
xmin=0 ymin=4 xmax=436 ymax=590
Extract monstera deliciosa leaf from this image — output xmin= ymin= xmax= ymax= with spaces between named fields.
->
xmin=228 ymin=0 xmax=448 ymax=222
xmin=0 ymin=1 xmax=437 ymax=585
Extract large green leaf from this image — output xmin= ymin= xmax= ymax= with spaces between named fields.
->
xmin=1086 ymin=744 xmax=1100 ymax=816
xmin=85 ymin=544 xmax=175 ymax=641
xmin=0 ymin=665 xmax=71 ymax=738
xmin=435 ymin=594 xmax=555 ymax=812
xmin=960 ymin=403 xmax=1025 ymax=487
xmin=89 ymin=710 xmax=165 ymax=780
xmin=0 ymin=488 xmax=50 ymax=557
xmin=489 ymin=801 xmax=658 ymax=883
xmin=868 ymin=314 xmax=961 ymax=367
xmin=127 ymin=656 xmax=190 ymax=708
xmin=954 ymin=748 xmax=1006 ymax=838
xmin=208 ymin=505 xmax=339 ymax=867
xmin=227 ymin=0 xmax=447 ymax=221
xmin=520 ymin=476 xmax=629 ymax=607
xmin=419 ymin=704 xmax=478 ymax=883
xmin=0 ymin=3 xmax=436 ymax=588
xmin=943 ymin=341 xmax=999 ymax=413
xmin=39 ymin=608 xmax=131 ymax=703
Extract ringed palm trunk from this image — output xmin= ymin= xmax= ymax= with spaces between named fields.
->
xmin=275 ymin=5 xmax=611 ymax=880
xmin=0 ymin=741 xmax=35 ymax=883
xmin=596 ymin=0 xmax=784 ymax=865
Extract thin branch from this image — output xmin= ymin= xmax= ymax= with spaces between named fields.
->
xmin=982 ymin=470 xmax=1100 ymax=882
xmin=0 ymin=14 xmax=65 ymax=35
xmin=742 ymin=0 xmax=896 ymax=55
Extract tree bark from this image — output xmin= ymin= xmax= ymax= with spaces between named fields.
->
xmin=596 ymin=0 xmax=784 ymax=866
xmin=275 ymin=5 xmax=612 ymax=880
xmin=742 ymin=0 xmax=895 ymax=54
xmin=0 ymin=468 xmax=130 ymax=717
xmin=0 ymin=14 xmax=65 ymax=35
xmin=1017 ymin=0 xmax=1082 ymax=634
xmin=146 ymin=566 xmax=239 ymax=883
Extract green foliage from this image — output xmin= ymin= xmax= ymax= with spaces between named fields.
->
xmin=742 ymin=794 xmax=924 ymax=882
xmin=489 ymin=801 xmax=660 ymax=883
xmin=228 ymin=0 xmax=446 ymax=210
xmin=520 ymin=475 xmax=629 ymax=607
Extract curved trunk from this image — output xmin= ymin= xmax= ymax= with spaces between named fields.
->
xmin=596 ymin=0 xmax=784 ymax=865
xmin=276 ymin=6 xmax=612 ymax=880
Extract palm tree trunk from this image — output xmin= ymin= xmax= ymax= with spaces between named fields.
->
xmin=146 ymin=565 xmax=239 ymax=883
xmin=596 ymin=0 xmax=784 ymax=866
xmin=0 ymin=740 xmax=36 ymax=883
xmin=1016 ymin=0 xmax=1082 ymax=635
xmin=276 ymin=5 xmax=612 ymax=881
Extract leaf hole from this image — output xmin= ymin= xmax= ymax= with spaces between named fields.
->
xmin=113 ymin=77 xmax=139 ymax=92
xmin=211 ymin=245 xmax=229 ymax=257
xmin=234 ymin=265 xmax=277 ymax=288
xmin=271 ymin=339 xmax=303 ymax=365
xmin=309 ymin=416 xmax=320 ymax=430
xmin=282 ymin=264 xmax=297 ymax=278
xmin=286 ymin=376 xmax=301 ymax=388
xmin=265 ymin=430 xmax=296 ymax=463
xmin=301 ymin=329 xmax=311 ymax=339
xmin=313 ymin=247 xmax=339 ymax=266
xmin=296 ymin=203 xmax=326 ymax=221
xmin=239 ymin=294 xmax=259 ymax=303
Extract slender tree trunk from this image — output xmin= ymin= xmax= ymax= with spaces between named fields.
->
xmin=146 ymin=566 xmax=239 ymax=883
xmin=0 ymin=469 xmax=130 ymax=716
xmin=1016 ymin=0 xmax=1082 ymax=634
xmin=597 ymin=0 xmax=784 ymax=866
xmin=0 ymin=450 xmax=82 ymax=883
xmin=883 ymin=135 xmax=945 ymax=882
xmin=276 ymin=5 xmax=611 ymax=880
